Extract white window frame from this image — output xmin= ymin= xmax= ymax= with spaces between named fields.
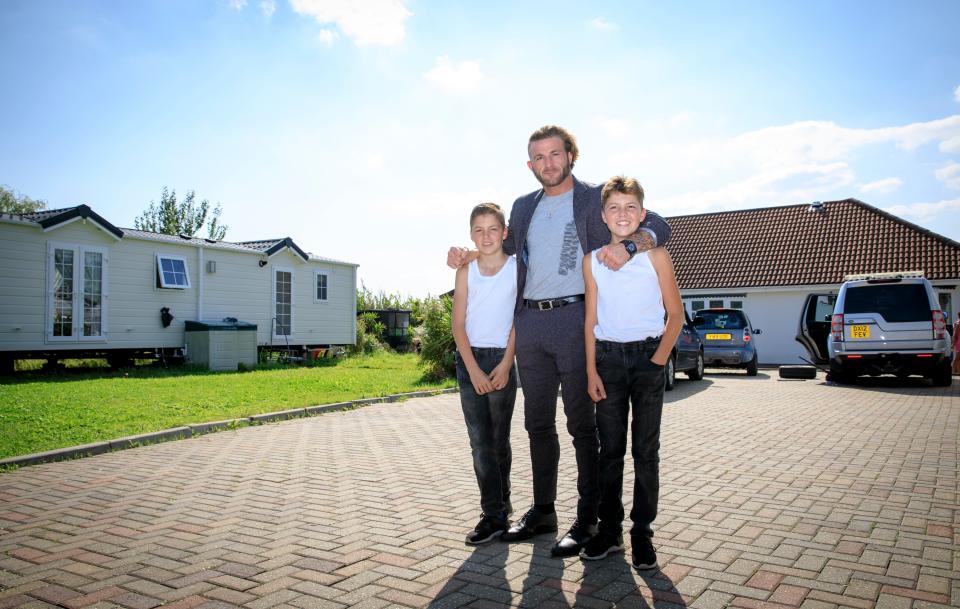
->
xmin=314 ymin=270 xmax=329 ymax=303
xmin=156 ymin=254 xmax=191 ymax=289
xmin=272 ymin=266 xmax=294 ymax=338
xmin=46 ymin=242 xmax=109 ymax=342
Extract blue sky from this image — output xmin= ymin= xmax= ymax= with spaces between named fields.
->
xmin=2 ymin=1 xmax=959 ymax=297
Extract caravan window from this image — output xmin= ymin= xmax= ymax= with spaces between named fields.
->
xmin=315 ymin=272 xmax=328 ymax=302
xmin=156 ymin=255 xmax=191 ymax=289
xmin=274 ymin=268 xmax=293 ymax=336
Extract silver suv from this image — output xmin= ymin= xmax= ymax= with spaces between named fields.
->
xmin=797 ymin=271 xmax=952 ymax=385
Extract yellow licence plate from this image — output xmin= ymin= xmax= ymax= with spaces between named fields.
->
xmin=705 ymin=333 xmax=732 ymax=340
xmin=850 ymin=325 xmax=871 ymax=339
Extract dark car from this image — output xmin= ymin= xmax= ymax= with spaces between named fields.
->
xmin=693 ymin=308 xmax=761 ymax=375
xmin=664 ymin=310 xmax=705 ymax=390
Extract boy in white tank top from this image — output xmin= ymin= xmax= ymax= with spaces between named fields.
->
xmin=580 ymin=177 xmax=684 ymax=569
xmin=452 ymin=203 xmax=518 ymax=545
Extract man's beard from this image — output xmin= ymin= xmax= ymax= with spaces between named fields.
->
xmin=534 ymin=163 xmax=571 ymax=188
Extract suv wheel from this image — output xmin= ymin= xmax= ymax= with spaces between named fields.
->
xmin=664 ymin=355 xmax=676 ymax=391
xmin=932 ymin=360 xmax=953 ymax=387
xmin=829 ymin=362 xmax=852 ymax=384
xmin=686 ymin=351 xmax=704 ymax=380
xmin=745 ymin=354 xmax=758 ymax=376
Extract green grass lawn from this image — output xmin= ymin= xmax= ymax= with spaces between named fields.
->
xmin=0 ymin=353 xmax=455 ymax=460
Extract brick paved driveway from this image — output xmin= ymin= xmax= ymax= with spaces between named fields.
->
xmin=1 ymin=372 xmax=957 ymax=609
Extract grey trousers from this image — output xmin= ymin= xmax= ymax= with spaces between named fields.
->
xmin=514 ymin=301 xmax=600 ymax=524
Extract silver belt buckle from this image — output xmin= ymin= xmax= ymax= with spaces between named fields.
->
xmin=538 ymin=300 xmax=554 ymax=311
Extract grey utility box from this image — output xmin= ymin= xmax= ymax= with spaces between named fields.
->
xmin=185 ymin=320 xmax=258 ymax=371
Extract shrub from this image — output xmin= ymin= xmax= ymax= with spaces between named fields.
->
xmin=418 ymin=295 xmax=455 ymax=379
xmin=348 ymin=312 xmax=387 ymax=355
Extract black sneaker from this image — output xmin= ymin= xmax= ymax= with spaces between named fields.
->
xmin=631 ymin=535 xmax=658 ymax=570
xmin=465 ymin=514 xmax=508 ymax=545
xmin=500 ymin=507 xmax=558 ymax=542
xmin=551 ymin=519 xmax=598 ymax=557
xmin=580 ymin=532 xmax=624 ymax=560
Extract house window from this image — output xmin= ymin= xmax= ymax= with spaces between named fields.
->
xmin=156 ymin=255 xmax=190 ymax=289
xmin=730 ymin=300 xmax=743 ymax=309
xmin=691 ymin=300 xmax=704 ymax=312
xmin=316 ymin=272 xmax=328 ymax=302
xmin=275 ymin=268 xmax=292 ymax=336
xmin=48 ymin=244 xmax=107 ymax=341
xmin=709 ymin=300 xmax=724 ymax=308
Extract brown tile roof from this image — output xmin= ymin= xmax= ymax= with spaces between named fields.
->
xmin=665 ymin=198 xmax=960 ymax=290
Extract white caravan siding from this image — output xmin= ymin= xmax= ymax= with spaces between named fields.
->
xmin=0 ymin=221 xmax=52 ymax=350
xmin=0 ymin=218 xmax=357 ymax=354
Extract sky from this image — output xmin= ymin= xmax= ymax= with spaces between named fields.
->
xmin=2 ymin=1 xmax=959 ymax=298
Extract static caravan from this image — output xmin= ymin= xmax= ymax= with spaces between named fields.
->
xmin=0 ymin=205 xmax=357 ymax=370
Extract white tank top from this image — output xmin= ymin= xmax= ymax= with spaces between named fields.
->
xmin=466 ymin=256 xmax=517 ymax=348
xmin=591 ymin=249 xmax=665 ymax=342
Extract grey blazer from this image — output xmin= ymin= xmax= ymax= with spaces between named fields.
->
xmin=502 ymin=175 xmax=672 ymax=313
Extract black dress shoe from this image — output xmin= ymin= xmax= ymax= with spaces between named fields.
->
xmin=550 ymin=519 xmax=597 ymax=557
xmin=500 ymin=507 xmax=558 ymax=541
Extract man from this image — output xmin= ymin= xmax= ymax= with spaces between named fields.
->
xmin=447 ymin=125 xmax=671 ymax=557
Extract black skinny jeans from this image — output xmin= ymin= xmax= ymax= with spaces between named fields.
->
xmin=594 ymin=338 xmax=664 ymax=538
xmin=456 ymin=347 xmax=517 ymax=518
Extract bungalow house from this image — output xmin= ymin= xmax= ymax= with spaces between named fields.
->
xmin=0 ymin=205 xmax=358 ymax=370
xmin=666 ymin=198 xmax=960 ymax=365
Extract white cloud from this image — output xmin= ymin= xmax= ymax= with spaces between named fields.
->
xmin=289 ymin=0 xmax=411 ymax=46
xmin=882 ymin=198 xmax=960 ymax=223
xmin=955 ymin=85 xmax=960 ymax=103
xmin=601 ymin=113 xmax=960 ymax=217
xmin=590 ymin=17 xmax=618 ymax=31
xmin=599 ymin=118 xmax=629 ymax=138
xmin=941 ymin=136 xmax=960 ymax=154
xmin=860 ymin=177 xmax=903 ymax=194
xmin=655 ymin=162 xmax=855 ymax=215
xmin=423 ymin=56 xmax=484 ymax=91
xmin=367 ymin=153 xmax=383 ymax=169
xmin=935 ymin=162 xmax=960 ymax=189
xmin=229 ymin=0 xmax=247 ymax=9
xmin=317 ymin=29 xmax=338 ymax=46
xmin=260 ymin=0 xmax=276 ymax=17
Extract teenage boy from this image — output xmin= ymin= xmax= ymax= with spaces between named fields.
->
xmin=580 ymin=177 xmax=683 ymax=569
xmin=452 ymin=202 xmax=519 ymax=545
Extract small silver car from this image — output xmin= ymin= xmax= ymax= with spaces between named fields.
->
xmin=693 ymin=308 xmax=761 ymax=375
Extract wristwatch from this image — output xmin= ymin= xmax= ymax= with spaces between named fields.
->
xmin=621 ymin=240 xmax=637 ymax=258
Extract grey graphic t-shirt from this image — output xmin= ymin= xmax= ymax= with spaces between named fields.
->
xmin=523 ymin=190 xmax=585 ymax=300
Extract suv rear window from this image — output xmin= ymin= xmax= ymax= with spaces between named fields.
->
xmin=844 ymin=284 xmax=930 ymax=322
xmin=695 ymin=311 xmax=746 ymax=330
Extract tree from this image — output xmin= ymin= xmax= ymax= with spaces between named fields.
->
xmin=134 ymin=186 xmax=228 ymax=240
xmin=0 ymin=185 xmax=47 ymax=214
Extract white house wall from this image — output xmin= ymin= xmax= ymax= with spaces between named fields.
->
xmin=684 ymin=282 xmax=960 ymax=366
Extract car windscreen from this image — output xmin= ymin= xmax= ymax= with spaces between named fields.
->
xmin=843 ymin=284 xmax=930 ymax=322
xmin=694 ymin=311 xmax=745 ymax=330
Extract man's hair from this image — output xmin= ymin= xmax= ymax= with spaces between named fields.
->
xmin=470 ymin=202 xmax=506 ymax=229
xmin=601 ymin=176 xmax=645 ymax=208
xmin=528 ymin=125 xmax=579 ymax=166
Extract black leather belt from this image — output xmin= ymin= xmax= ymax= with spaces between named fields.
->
xmin=523 ymin=294 xmax=585 ymax=311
